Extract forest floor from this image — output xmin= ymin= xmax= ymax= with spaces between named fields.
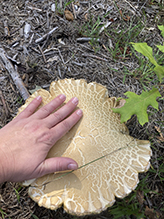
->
xmin=0 ymin=1 xmax=164 ymax=219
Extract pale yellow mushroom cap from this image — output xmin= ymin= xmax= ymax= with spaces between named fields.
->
xmin=19 ymin=79 xmax=152 ymax=216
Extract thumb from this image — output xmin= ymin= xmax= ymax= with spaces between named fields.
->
xmin=36 ymin=157 xmax=78 ymax=178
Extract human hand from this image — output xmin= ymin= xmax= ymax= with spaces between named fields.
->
xmin=0 ymin=94 xmax=82 ymax=183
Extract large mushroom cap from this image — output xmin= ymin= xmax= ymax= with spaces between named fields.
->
xmin=18 ymin=79 xmax=152 ymax=216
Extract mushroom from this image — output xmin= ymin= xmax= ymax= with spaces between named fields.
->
xmin=18 ymin=79 xmax=152 ymax=216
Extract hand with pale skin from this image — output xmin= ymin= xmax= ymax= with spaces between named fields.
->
xmin=0 ymin=94 xmax=83 ymax=183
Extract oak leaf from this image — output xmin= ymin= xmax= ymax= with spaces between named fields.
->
xmin=112 ymin=87 xmax=161 ymax=126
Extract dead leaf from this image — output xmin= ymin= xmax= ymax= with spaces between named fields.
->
xmin=114 ymin=99 xmax=126 ymax=108
xmin=136 ymin=190 xmax=144 ymax=205
xmin=155 ymin=126 xmax=164 ymax=142
xmin=126 ymin=15 xmax=130 ymax=21
xmin=145 ymin=206 xmax=156 ymax=219
xmin=84 ymin=13 xmax=88 ymax=21
xmin=64 ymin=9 xmax=74 ymax=21
xmin=109 ymin=18 xmax=114 ymax=22
xmin=119 ymin=10 xmax=130 ymax=21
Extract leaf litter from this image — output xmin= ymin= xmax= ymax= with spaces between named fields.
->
xmin=0 ymin=0 xmax=164 ymax=218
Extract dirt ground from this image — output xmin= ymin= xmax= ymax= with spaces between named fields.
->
xmin=0 ymin=0 xmax=164 ymax=219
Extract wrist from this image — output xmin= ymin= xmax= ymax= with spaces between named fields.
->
xmin=0 ymin=158 xmax=6 ymax=183
xmin=0 ymin=146 xmax=10 ymax=183
xmin=0 ymin=164 xmax=6 ymax=183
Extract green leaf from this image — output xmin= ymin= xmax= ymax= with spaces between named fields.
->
xmin=130 ymin=42 xmax=157 ymax=66
xmin=112 ymin=87 xmax=161 ymax=126
xmin=156 ymin=44 xmax=164 ymax=53
xmin=29 ymin=85 xmax=42 ymax=94
xmin=158 ymin=25 xmax=164 ymax=38
xmin=154 ymin=64 xmax=164 ymax=82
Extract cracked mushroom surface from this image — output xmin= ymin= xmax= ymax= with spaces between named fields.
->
xmin=18 ymin=79 xmax=152 ymax=216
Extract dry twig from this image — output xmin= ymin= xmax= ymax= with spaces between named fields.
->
xmin=38 ymin=45 xmax=47 ymax=63
xmin=0 ymin=44 xmax=30 ymax=100
xmin=0 ymin=90 xmax=10 ymax=118
xmin=3 ymin=20 xmax=10 ymax=37
xmin=35 ymin=26 xmax=58 ymax=43
xmin=77 ymin=37 xmax=100 ymax=43
xmin=81 ymin=53 xmax=108 ymax=62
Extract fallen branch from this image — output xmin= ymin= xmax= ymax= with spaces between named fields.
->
xmin=0 ymin=44 xmax=30 ymax=100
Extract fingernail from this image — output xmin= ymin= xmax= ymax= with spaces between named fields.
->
xmin=68 ymin=163 xmax=78 ymax=170
xmin=76 ymin=109 xmax=83 ymax=116
xmin=72 ymin=97 xmax=78 ymax=105
xmin=36 ymin=96 xmax=42 ymax=101
xmin=59 ymin=94 xmax=66 ymax=101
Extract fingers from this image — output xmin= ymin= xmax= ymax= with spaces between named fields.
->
xmin=50 ymin=108 xmax=83 ymax=143
xmin=16 ymin=96 xmax=42 ymax=119
xmin=17 ymin=95 xmax=80 ymax=128
xmin=45 ymin=97 xmax=79 ymax=128
xmin=32 ymin=94 xmax=66 ymax=119
xmin=36 ymin=157 xmax=78 ymax=177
